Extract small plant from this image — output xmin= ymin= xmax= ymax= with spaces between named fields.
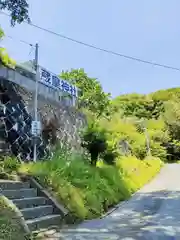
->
xmin=0 ymin=168 xmax=9 ymax=180
xmin=3 ymin=156 xmax=20 ymax=173
xmin=0 ymin=157 xmax=19 ymax=180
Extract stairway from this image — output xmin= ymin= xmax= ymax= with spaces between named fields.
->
xmin=0 ymin=180 xmax=62 ymax=232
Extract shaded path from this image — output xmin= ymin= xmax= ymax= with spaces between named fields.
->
xmin=47 ymin=164 xmax=180 ymax=239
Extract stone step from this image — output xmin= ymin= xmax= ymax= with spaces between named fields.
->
xmin=13 ymin=196 xmax=47 ymax=209
xmin=21 ymin=205 xmax=54 ymax=220
xmin=1 ymin=188 xmax=37 ymax=199
xmin=0 ymin=180 xmax=30 ymax=190
xmin=26 ymin=214 xmax=62 ymax=232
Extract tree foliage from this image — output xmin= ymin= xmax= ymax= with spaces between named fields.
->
xmin=81 ymin=85 xmax=180 ymax=165
xmin=112 ymin=93 xmax=164 ymax=119
xmin=0 ymin=28 xmax=16 ymax=68
xmin=81 ymin=121 xmax=118 ymax=166
xmin=0 ymin=0 xmax=30 ymax=25
xmin=110 ymin=88 xmax=180 ymax=162
xmin=60 ymin=69 xmax=111 ymax=118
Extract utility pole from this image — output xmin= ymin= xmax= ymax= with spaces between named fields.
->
xmin=136 ymin=119 xmax=151 ymax=156
xmin=141 ymin=119 xmax=151 ymax=156
xmin=144 ymin=125 xmax=151 ymax=156
xmin=32 ymin=43 xmax=39 ymax=162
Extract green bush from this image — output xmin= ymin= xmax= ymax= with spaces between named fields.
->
xmin=0 ymin=157 xmax=20 ymax=180
xmin=3 ymin=157 xmax=20 ymax=173
xmin=81 ymin=122 xmax=107 ymax=165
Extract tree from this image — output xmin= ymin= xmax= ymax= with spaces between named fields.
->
xmin=60 ymin=68 xmax=111 ymax=118
xmin=0 ymin=0 xmax=30 ymax=25
xmin=163 ymin=100 xmax=180 ymax=141
xmin=112 ymin=93 xmax=164 ymax=119
xmin=81 ymin=120 xmax=117 ymax=166
xmin=0 ymin=28 xmax=16 ymax=68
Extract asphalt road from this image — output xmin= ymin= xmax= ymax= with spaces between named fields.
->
xmin=46 ymin=164 xmax=180 ymax=239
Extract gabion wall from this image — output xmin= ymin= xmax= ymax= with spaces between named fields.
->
xmin=0 ymin=78 xmax=48 ymax=160
xmin=0 ymin=78 xmax=86 ymax=160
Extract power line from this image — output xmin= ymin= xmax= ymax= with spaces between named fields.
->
xmin=1 ymin=10 xmax=180 ymax=72
xmin=0 ymin=32 xmax=35 ymax=62
xmin=3 ymin=34 xmax=35 ymax=61
xmin=1 ymin=19 xmax=33 ymax=46
xmin=28 ymin=45 xmax=34 ymax=57
xmin=6 ymin=35 xmax=34 ymax=47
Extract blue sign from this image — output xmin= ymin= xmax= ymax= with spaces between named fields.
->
xmin=39 ymin=67 xmax=78 ymax=97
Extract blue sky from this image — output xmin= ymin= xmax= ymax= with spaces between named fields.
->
xmin=0 ymin=0 xmax=180 ymax=97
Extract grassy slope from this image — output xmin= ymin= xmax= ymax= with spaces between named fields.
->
xmin=116 ymin=156 xmax=164 ymax=192
xmin=19 ymin=151 xmax=162 ymax=221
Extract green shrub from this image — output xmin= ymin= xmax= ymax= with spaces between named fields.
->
xmin=3 ymin=157 xmax=20 ymax=173
xmin=0 ymin=157 xmax=20 ymax=180
xmin=81 ymin=122 xmax=108 ymax=166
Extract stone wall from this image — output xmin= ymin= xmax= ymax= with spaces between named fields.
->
xmin=18 ymin=84 xmax=86 ymax=151
xmin=0 ymin=78 xmax=86 ymax=160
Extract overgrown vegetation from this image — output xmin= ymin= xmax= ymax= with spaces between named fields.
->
xmin=0 ymin=195 xmax=31 ymax=239
xmin=0 ymin=156 xmax=20 ymax=180
xmin=19 ymin=148 xmax=162 ymax=220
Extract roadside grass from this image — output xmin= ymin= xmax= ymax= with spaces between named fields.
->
xmin=18 ymin=149 xmax=162 ymax=221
